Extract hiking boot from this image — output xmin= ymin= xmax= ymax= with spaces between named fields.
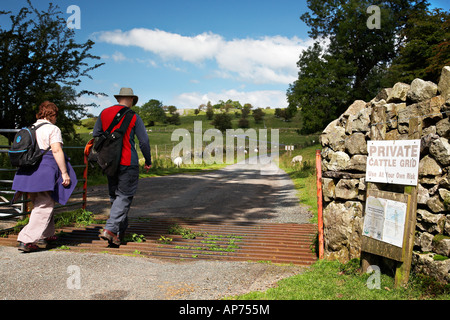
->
xmin=18 ymin=242 xmax=40 ymax=253
xmin=99 ymin=229 xmax=121 ymax=246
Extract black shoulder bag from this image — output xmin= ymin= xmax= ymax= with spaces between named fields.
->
xmin=89 ymin=107 xmax=135 ymax=176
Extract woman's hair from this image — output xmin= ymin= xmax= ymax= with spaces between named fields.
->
xmin=36 ymin=101 xmax=58 ymax=121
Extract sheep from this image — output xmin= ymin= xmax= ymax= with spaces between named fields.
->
xmin=173 ymin=156 xmax=183 ymax=168
xmin=291 ymin=155 xmax=303 ymax=164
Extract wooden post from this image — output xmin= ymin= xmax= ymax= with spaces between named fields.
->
xmin=82 ymin=160 xmax=88 ymax=210
xmin=394 ymin=116 xmax=421 ymax=287
xmin=315 ymin=150 xmax=324 ymax=259
xmin=394 ymin=185 xmax=417 ymax=287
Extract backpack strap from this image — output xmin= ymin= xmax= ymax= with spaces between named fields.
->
xmin=92 ymin=108 xmax=135 ymax=154
xmin=32 ymin=122 xmax=52 ymax=154
xmin=114 ymin=109 xmax=135 ymax=135
xmin=105 ymin=107 xmax=132 ymax=135
xmin=34 ymin=122 xmax=50 ymax=130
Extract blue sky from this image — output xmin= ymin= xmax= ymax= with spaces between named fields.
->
xmin=1 ymin=0 xmax=448 ymax=116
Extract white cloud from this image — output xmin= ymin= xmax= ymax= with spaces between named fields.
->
xmin=111 ymin=51 xmax=128 ymax=62
xmin=77 ymin=94 xmax=115 ymax=117
xmin=215 ymin=36 xmax=306 ymax=84
xmin=172 ymin=89 xmax=288 ymax=109
xmin=94 ymin=28 xmax=312 ymax=84
xmin=135 ymin=58 xmax=157 ymax=67
xmin=96 ymin=28 xmax=222 ymax=63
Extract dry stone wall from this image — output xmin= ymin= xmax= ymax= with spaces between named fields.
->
xmin=319 ymin=66 xmax=450 ymax=283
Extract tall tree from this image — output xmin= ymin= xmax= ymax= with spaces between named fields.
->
xmin=384 ymin=8 xmax=450 ymax=85
xmin=0 ymin=1 xmax=104 ymax=141
xmin=205 ymin=101 xmax=214 ymax=120
xmin=287 ymin=43 xmax=352 ymax=133
xmin=289 ymin=0 xmax=430 ymax=134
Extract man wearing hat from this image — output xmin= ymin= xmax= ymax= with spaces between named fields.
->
xmin=93 ymin=87 xmax=152 ymax=246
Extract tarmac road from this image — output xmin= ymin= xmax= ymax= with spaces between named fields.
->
xmin=0 ymin=159 xmax=313 ymax=300
xmin=87 ymin=159 xmax=312 ymax=224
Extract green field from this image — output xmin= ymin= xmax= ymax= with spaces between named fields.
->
xmin=78 ymin=108 xmax=319 ymax=154
xmin=77 ymin=108 xmax=319 ymax=179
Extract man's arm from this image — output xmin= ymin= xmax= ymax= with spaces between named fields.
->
xmin=92 ymin=113 xmax=103 ymax=137
xmin=134 ymin=114 xmax=152 ymax=166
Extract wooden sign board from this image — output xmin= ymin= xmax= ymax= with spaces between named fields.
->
xmin=361 ymin=189 xmax=410 ymax=262
xmin=361 ymin=117 xmax=420 ymax=287
xmin=361 ymin=186 xmax=418 ymax=287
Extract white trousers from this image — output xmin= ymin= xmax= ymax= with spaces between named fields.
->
xmin=17 ymin=191 xmax=55 ymax=244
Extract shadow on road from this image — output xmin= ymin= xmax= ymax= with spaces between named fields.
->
xmin=85 ymin=161 xmax=313 ymax=227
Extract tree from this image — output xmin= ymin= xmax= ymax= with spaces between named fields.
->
xmin=212 ymin=113 xmax=232 ymax=132
xmin=0 ymin=1 xmax=104 ymax=141
xmin=166 ymin=105 xmax=180 ymax=125
xmin=205 ymin=101 xmax=214 ymax=120
xmin=225 ymin=99 xmax=242 ymax=109
xmin=252 ymin=108 xmax=265 ymax=124
xmin=284 ymin=104 xmax=298 ymax=121
xmin=241 ymin=104 xmax=251 ymax=119
xmin=167 ymin=105 xmax=177 ymax=114
xmin=384 ymin=8 xmax=450 ymax=85
xmin=213 ymin=100 xmax=224 ymax=110
xmin=238 ymin=118 xmax=249 ymax=129
xmin=289 ymin=0 xmax=429 ymax=134
xmin=287 ymin=42 xmax=350 ymax=133
xmin=223 ymin=103 xmax=233 ymax=113
xmin=167 ymin=112 xmax=180 ymax=125
xmin=198 ymin=103 xmax=206 ymax=112
xmin=139 ymin=99 xmax=166 ymax=125
xmin=274 ymin=108 xmax=282 ymax=118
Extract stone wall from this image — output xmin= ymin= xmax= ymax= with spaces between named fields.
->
xmin=319 ymin=66 xmax=450 ymax=283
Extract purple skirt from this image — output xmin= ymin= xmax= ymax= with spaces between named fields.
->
xmin=12 ymin=152 xmax=78 ymax=205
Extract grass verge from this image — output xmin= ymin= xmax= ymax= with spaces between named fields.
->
xmin=228 ymin=258 xmax=450 ymax=300
xmin=278 ymin=144 xmax=320 ymax=223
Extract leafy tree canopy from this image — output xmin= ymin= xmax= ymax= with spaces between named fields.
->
xmin=288 ymin=0 xmax=448 ymax=134
xmin=137 ymin=99 xmax=166 ymax=125
xmin=384 ymin=7 xmax=450 ymax=84
xmin=0 ymin=0 xmax=104 ymax=142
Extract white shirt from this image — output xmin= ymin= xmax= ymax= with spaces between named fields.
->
xmin=33 ymin=119 xmax=64 ymax=150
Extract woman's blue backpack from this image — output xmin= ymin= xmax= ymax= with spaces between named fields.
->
xmin=8 ymin=123 xmax=51 ymax=168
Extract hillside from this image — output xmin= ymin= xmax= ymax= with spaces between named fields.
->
xmin=78 ymin=108 xmax=320 ymax=154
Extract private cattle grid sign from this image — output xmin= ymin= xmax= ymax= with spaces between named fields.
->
xmin=366 ymin=140 xmax=421 ymax=186
xmin=362 ymin=139 xmax=421 ymax=288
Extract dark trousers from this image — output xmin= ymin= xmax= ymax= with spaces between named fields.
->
xmin=105 ymin=165 xmax=139 ymax=235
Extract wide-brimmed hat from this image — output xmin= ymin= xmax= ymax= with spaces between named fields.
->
xmin=114 ymin=87 xmax=139 ymax=106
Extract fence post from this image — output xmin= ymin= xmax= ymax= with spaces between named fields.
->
xmin=316 ymin=149 xmax=324 ymax=259
xmin=82 ymin=160 xmax=88 ymax=210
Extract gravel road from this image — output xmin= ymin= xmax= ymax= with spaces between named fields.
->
xmin=0 ymin=159 xmax=313 ymax=300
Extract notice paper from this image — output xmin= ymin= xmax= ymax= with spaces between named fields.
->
xmin=363 ymin=196 xmax=407 ymax=248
